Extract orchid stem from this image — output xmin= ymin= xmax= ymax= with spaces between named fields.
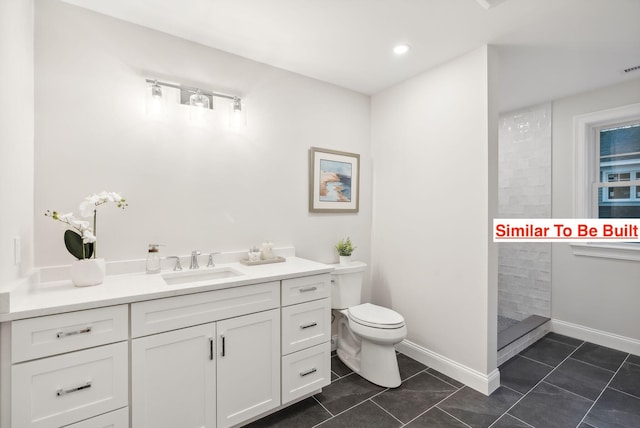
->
xmin=93 ymin=209 xmax=97 ymax=259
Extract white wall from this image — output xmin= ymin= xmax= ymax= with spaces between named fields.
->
xmin=34 ymin=1 xmax=372 ymax=276
xmin=0 ymin=0 xmax=34 ymax=285
xmin=552 ymin=78 xmax=640 ymax=340
xmin=371 ymin=46 xmax=499 ymax=379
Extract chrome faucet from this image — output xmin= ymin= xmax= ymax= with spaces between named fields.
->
xmin=207 ymin=252 xmax=220 ymax=268
xmin=190 ymin=250 xmax=201 ymax=269
xmin=167 ymin=256 xmax=182 ymax=271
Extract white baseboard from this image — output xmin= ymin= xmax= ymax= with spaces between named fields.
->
xmin=551 ymin=319 xmax=640 ymax=355
xmin=396 ymin=339 xmax=500 ymax=396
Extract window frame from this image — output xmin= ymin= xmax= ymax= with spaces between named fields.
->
xmin=572 ymin=102 xmax=640 ymax=260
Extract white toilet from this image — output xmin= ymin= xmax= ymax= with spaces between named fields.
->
xmin=331 ymin=261 xmax=407 ymax=388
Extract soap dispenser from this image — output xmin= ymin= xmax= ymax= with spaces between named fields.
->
xmin=146 ymin=244 xmax=162 ymax=274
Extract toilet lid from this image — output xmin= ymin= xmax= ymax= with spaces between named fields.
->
xmin=348 ymin=303 xmax=405 ymax=329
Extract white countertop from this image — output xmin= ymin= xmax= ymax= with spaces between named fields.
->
xmin=0 ymin=256 xmax=334 ymax=322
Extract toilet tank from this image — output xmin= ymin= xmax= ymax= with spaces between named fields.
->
xmin=331 ymin=261 xmax=367 ymax=309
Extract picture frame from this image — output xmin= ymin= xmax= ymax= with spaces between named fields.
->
xmin=309 ymin=147 xmax=360 ymax=213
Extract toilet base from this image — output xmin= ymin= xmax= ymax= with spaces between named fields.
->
xmin=336 ymin=312 xmax=404 ymax=388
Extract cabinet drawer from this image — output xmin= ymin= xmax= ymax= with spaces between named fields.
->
xmin=64 ymin=407 xmax=129 ymax=428
xmin=131 ymin=281 xmax=280 ymax=337
xmin=12 ymin=342 xmax=128 ymax=428
xmin=282 ymin=342 xmax=331 ymax=404
xmin=281 ymin=274 xmax=331 ymax=306
xmin=12 ymin=305 xmax=128 ymax=363
xmin=281 ymin=298 xmax=330 ymax=355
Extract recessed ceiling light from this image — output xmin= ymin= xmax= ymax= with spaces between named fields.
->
xmin=393 ymin=44 xmax=410 ymax=55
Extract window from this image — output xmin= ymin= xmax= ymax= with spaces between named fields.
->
xmin=597 ymin=123 xmax=640 ymax=217
xmin=573 ymin=103 xmax=640 ymax=260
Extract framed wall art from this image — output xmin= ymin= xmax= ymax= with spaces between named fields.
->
xmin=309 ymin=147 xmax=360 ymax=213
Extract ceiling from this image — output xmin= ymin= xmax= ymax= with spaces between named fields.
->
xmin=60 ymin=0 xmax=640 ymax=111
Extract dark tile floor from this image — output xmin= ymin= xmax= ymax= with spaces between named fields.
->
xmin=246 ymin=333 xmax=640 ymax=427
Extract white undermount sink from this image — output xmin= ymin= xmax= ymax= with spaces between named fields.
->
xmin=161 ymin=267 xmax=244 ymax=285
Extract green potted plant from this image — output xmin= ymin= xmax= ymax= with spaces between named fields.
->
xmin=335 ymin=237 xmax=356 ymax=265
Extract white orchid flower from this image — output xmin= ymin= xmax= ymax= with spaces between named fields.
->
xmin=70 ymin=218 xmax=90 ymax=229
xmin=79 ymin=201 xmax=92 ymax=218
xmin=82 ymin=229 xmax=96 ymax=243
xmin=87 ymin=193 xmax=102 ymax=204
xmin=46 ymin=191 xmax=126 ymax=259
xmin=58 ymin=212 xmax=74 ymax=221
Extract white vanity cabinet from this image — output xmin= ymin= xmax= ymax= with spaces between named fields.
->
xmin=130 ymin=282 xmax=281 ymax=428
xmin=8 ymin=305 xmax=129 ymax=428
xmin=0 ymin=259 xmax=333 ymax=428
xmin=280 ymin=274 xmax=332 ymax=404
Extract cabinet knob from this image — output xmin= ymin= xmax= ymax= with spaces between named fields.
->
xmin=300 ymin=322 xmax=318 ymax=330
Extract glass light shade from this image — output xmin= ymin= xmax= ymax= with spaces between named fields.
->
xmin=229 ymin=97 xmax=247 ymax=129
xmin=146 ymin=81 xmax=167 ymax=120
xmin=189 ymin=90 xmax=212 ymax=123
xmin=189 ymin=90 xmax=210 ymax=109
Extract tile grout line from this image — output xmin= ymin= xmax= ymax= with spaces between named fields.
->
xmin=500 ymin=383 xmax=524 ymax=396
xmin=608 ymin=386 xmax=640 ymax=401
xmin=315 ymin=364 xmax=430 ymax=426
xmin=566 ymin=356 xmax=616 ymax=373
xmin=493 ymin=341 xmax=585 ymax=425
xmin=313 ymin=383 xmax=392 ymax=427
xmin=540 ymin=380 xmax=595 ymax=403
xmin=517 ymin=353 xmax=557 ymax=369
xmin=399 ymin=386 xmax=468 ymax=427
xmin=487 ymin=412 xmax=535 ymax=428
xmin=369 ymin=398 xmax=405 ymax=426
xmin=575 ymin=353 xmax=629 ymax=427
xmin=311 ymin=395 xmax=335 ymax=418
xmin=544 ymin=335 xmax=585 ymax=348
xmin=432 ymin=407 xmax=473 ymax=428
xmin=400 ymin=367 xmax=430 ymax=383
xmin=424 ymin=369 xmax=465 ymax=390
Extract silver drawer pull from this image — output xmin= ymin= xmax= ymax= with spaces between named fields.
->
xmin=300 ymin=286 xmax=317 ymax=293
xmin=56 ymin=381 xmax=92 ymax=397
xmin=300 ymin=322 xmax=317 ymax=330
xmin=56 ymin=327 xmax=92 ymax=338
xmin=300 ymin=368 xmax=317 ymax=377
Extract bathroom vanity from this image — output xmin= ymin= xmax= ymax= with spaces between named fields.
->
xmin=0 ymin=255 xmax=333 ymax=428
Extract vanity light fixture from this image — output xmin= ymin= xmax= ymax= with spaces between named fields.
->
xmin=189 ymin=89 xmax=210 ymax=109
xmin=146 ymin=79 xmax=167 ymax=119
xmin=144 ymin=78 xmax=244 ymax=125
xmin=189 ymin=89 xmax=211 ymax=123
xmin=393 ymin=44 xmax=410 ymax=55
xmin=229 ymin=96 xmax=247 ymax=129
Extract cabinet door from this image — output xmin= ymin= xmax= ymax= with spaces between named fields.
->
xmin=132 ymin=324 xmax=216 ymax=428
xmin=217 ymin=309 xmax=280 ymax=428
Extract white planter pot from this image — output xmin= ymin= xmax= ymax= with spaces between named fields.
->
xmin=339 ymin=255 xmax=352 ymax=266
xmin=71 ymin=258 xmax=105 ymax=287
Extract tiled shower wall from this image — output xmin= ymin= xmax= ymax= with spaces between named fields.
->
xmin=498 ymin=103 xmax=552 ymax=321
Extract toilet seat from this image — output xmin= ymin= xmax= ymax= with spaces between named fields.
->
xmin=348 ymin=303 xmax=405 ymax=329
